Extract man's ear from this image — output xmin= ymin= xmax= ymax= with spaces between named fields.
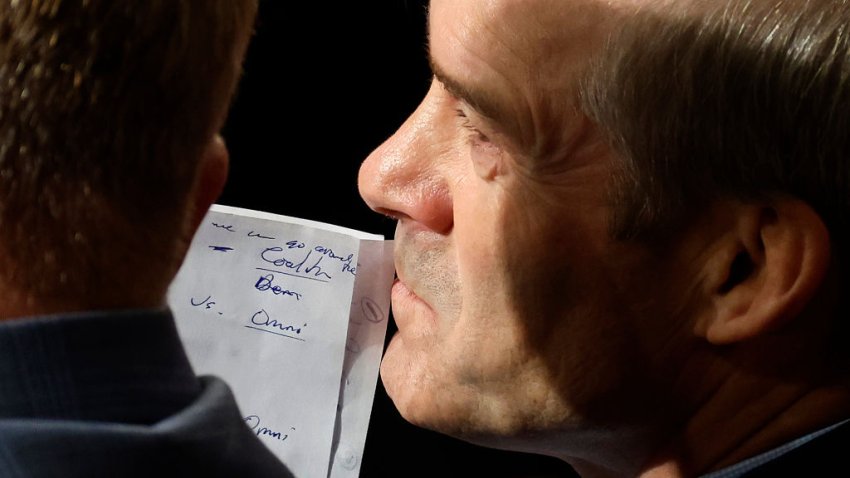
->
xmin=698 ymin=198 xmax=830 ymax=345
xmin=188 ymin=134 xmax=229 ymax=235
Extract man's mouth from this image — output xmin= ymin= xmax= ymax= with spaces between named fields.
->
xmin=390 ymin=274 xmax=438 ymax=332
xmin=391 ymin=276 xmax=420 ymax=304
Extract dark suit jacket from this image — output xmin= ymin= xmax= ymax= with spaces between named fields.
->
xmin=702 ymin=418 xmax=850 ymax=477
xmin=0 ymin=308 xmax=294 ymax=478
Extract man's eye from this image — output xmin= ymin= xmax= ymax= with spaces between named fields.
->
xmin=454 ymin=108 xmax=491 ymax=146
xmin=453 ymin=107 xmax=503 ymax=179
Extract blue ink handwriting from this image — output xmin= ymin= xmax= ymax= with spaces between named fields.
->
xmin=191 ymin=295 xmax=215 ymax=309
xmin=244 ymin=309 xmax=306 ymax=342
xmin=208 ymin=245 xmax=234 ymax=252
xmin=260 ymin=241 xmax=357 ymax=280
xmin=313 ymin=246 xmax=357 ymax=276
xmin=244 ymin=415 xmax=294 ymax=443
xmin=211 ymin=222 xmax=235 ymax=232
xmin=248 ymin=231 xmax=275 ymax=240
xmin=261 ymin=247 xmax=333 ymax=281
xmin=190 ymin=295 xmax=223 ymax=315
xmin=254 ymin=274 xmax=302 ymax=301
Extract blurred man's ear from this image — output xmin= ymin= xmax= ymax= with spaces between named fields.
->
xmin=695 ymin=199 xmax=831 ymax=345
xmin=188 ymin=134 xmax=230 ymax=234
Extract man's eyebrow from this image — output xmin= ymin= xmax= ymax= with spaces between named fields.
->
xmin=427 ymin=53 xmax=506 ymax=123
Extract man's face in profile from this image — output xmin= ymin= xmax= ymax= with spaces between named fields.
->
xmin=360 ymin=0 xmax=678 ymax=445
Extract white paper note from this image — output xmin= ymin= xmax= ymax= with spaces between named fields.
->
xmin=329 ymin=239 xmax=394 ymax=478
xmin=167 ymin=205 xmax=393 ymax=478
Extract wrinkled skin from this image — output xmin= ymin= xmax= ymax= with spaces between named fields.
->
xmin=359 ymin=0 xmax=686 ymax=471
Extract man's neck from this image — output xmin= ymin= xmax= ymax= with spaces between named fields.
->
xmin=0 ymin=282 xmax=168 ymax=321
xmin=640 ymin=372 xmax=850 ymax=477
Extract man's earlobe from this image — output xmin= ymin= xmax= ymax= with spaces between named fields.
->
xmin=189 ymin=134 xmax=230 ymax=234
xmin=703 ymin=199 xmax=830 ymax=345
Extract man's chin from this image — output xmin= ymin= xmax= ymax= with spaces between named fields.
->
xmin=380 ymin=335 xmax=478 ymax=437
xmin=380 ymin=334 xmax=444 ymax=428
xmin=379 ymin=333 xmax=414 ymax=411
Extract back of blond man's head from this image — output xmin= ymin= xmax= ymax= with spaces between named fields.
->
xmin=0 ymin=0 xmax=258 ymax=314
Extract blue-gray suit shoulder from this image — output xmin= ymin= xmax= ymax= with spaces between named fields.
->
xmin=0 ymin=308 xmax=294 ymax=478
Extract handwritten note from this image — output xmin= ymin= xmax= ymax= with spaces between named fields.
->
xmin=168 ymin=205 xmax=393 ymax=478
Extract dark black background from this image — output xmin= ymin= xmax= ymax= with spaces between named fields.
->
xmin=221 ymin=2 xmax=578 ymax=477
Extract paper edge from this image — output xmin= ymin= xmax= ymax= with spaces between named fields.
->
xmin=212 ymin=204 xmax=385 ymax=241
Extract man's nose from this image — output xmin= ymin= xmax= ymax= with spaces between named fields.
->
xmin=358 ymin=91 xmax=453 ymax=234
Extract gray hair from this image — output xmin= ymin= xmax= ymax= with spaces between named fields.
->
xmin=582 ymin=0 xmax=850 ymax=252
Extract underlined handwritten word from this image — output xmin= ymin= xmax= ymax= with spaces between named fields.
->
xmin=254 ymin=273 xmax=302 ymax=300
xmin=261 ymin=247 xmax=333 ymax=280
xmin=260 ymin=242 xmax=358 ymax=280
xmin=244 ymin=309 xmax=306 ymax=341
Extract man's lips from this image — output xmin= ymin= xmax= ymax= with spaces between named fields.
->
xmin=390 ymin=276 xmax=438 ymax=332
xmin=391 ymin=277 xmax=425 ymax=306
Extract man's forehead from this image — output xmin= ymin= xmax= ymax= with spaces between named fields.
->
xmin=426 ymin=0 xmax=630 ymax=150
xmin=426 ymin=0 xmax=665 ymax=39
xmin=426 ymin=0 xmax=633 ymax=80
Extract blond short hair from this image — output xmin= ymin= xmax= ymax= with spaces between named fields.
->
xmin=0 ymin=0 xmax=257 ymax=308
